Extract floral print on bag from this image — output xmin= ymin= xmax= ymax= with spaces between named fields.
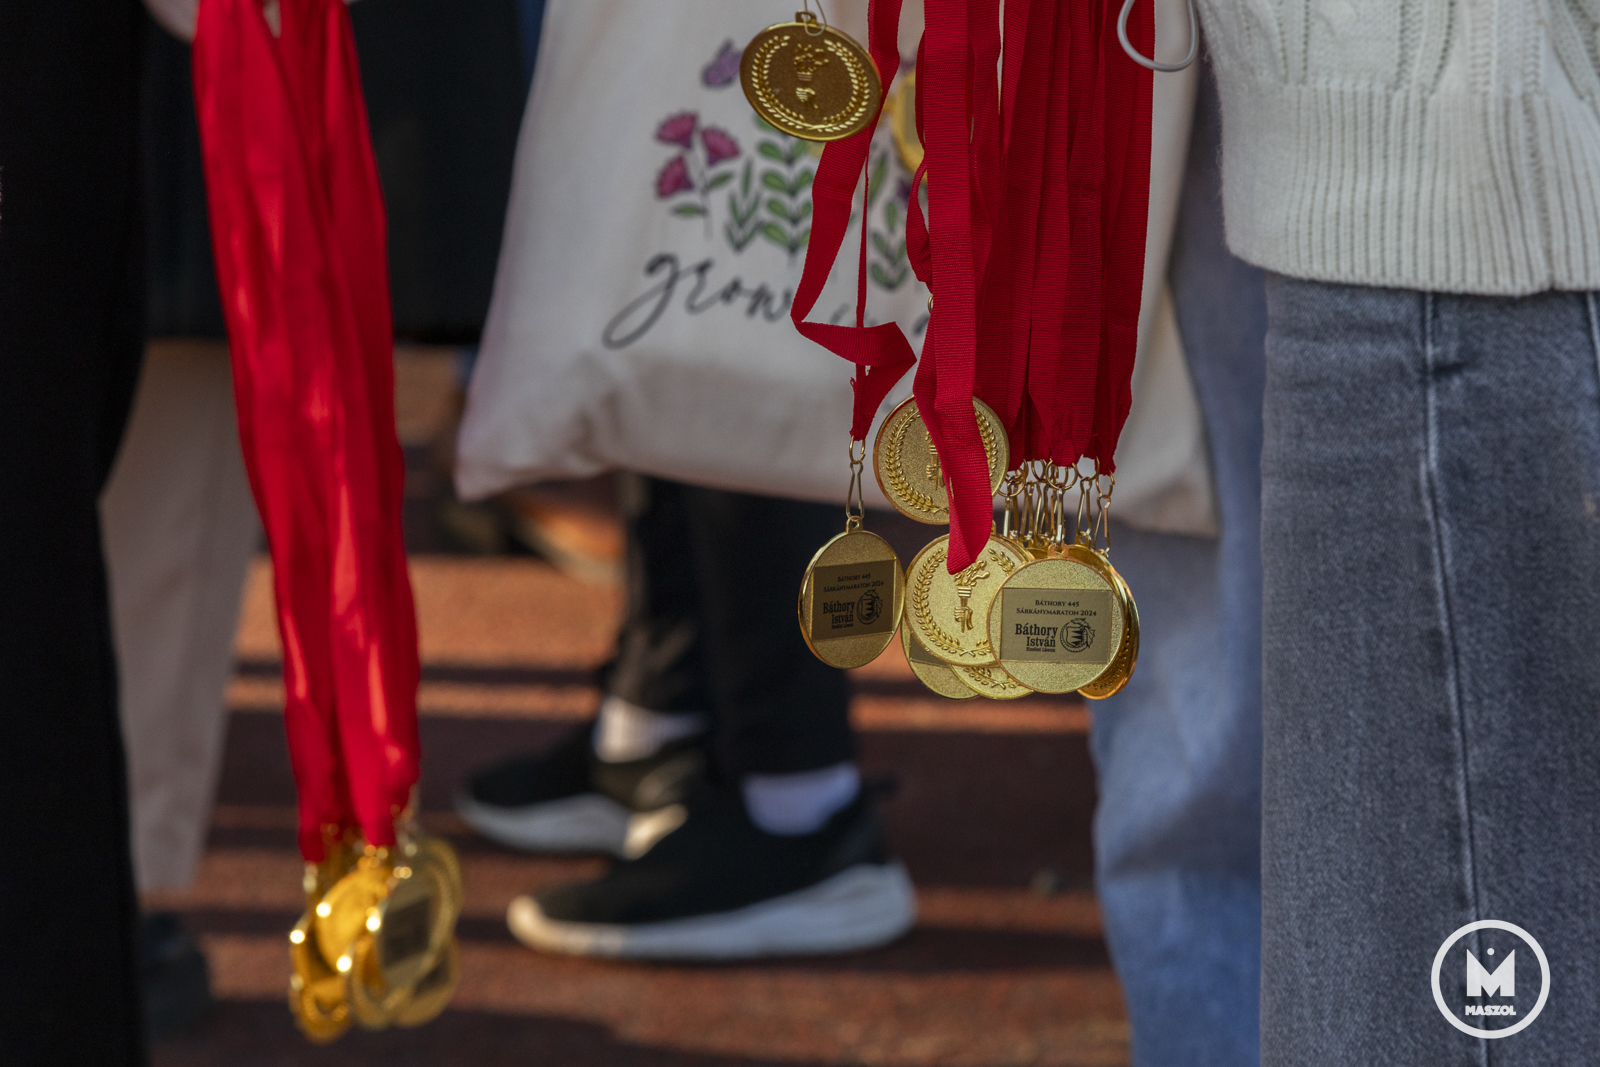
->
xmin=650 ymin=37 xmax=915 ymax=289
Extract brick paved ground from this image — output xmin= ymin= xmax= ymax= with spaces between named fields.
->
xmin=146 ymin=350 xmax=1129 ymax=1067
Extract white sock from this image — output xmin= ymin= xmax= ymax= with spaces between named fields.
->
xmin=742 ymin=762 xmax=861 ymax=836
xmin=593 ymin=696 xmax=707 ymax=763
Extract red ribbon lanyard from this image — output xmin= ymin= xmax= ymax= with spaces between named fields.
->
xmin=902 ymin=0 xmax=1152 ymax=555
xmin=790 ymin=0 xmax=916 ymax=443
xmin=1088 ymin=1 xmax=1153 ymax=471
xmin=194 ymin=0 xmax=421 ymax=862
xmin=915 ymin=0 xmax=995 ymax=574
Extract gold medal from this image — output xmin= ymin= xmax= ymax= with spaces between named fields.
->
xmin=905 ymin=534 xmax=1030 ymax=666
xmin=289 ymin=913 xmax=351 ymax=1043
xmin=288 ymin=825 xmax=463 ymax=1036
xmin=799 ymin=524 xmax=903 ymax=669
xmin=873 ymin=397 xmax=1008 ymax=524
xmin=741 ymin=11 xmax=882 ymax=142
xmin=344 ymin=855 xmax=458 ymax=1028
xmin=1077 ymin=555 xmax=1139 ymax=700
xmin=392 ymin=938 xmax=460 ymax=1028
xmin=953 ymin=663 xmax=1031 ymax=700
xmin=900 ymin=620 xmax=976 ymax=700
xmin=985 ymin=550 xmax=1124 ymax=694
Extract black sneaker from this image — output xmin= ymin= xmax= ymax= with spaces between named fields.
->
xmin=456 ymin=720 xmax=707 ymax=855
xmin=505 ymin=786 xmax=916 ymax=959
xmin=141 ymin=912 xmax=212 ymax=1042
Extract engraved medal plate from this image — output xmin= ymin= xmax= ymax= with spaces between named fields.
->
xmin=996 ymin=586 xmax=1115 ymax=663
xmin=799 ymin=529 xmax=904 ymax=669
xmin=986 ymin=557 xmax=1123 ymax=693
xmin=808 ymin=560 xmax=898 ymax=641
xmin=741 ymin=13 xmax=882 ymax=142
xmin=873 ymin=397 xmax=1009 ymax=524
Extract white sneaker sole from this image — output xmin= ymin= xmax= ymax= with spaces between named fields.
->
xmin=506 ymin=862 xmax=918 ymax=960
xmin=455 ymin=792 xmax=631 ymax=855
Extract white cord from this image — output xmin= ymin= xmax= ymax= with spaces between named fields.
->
xmin=1118 ymin=0 xmax=1199 ymax=73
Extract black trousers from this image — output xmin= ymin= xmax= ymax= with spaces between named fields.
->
xmin=0 ymin=3 xmax=147 ymax=1065
xmin=605 ymin=476 xmax=854 ymax=779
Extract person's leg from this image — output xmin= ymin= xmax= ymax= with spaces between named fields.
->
xmin=1259 ymin=280 xmax=1600 ymax=1064
xmin=102 ymin=341 xmax=257 ymax=1039
xmin=0 ymin=1 xmax=147 ymax=1062
xmin=507 ymin=486 xmax=913 ymax=960
xmin=678 ymin=486 xmax=854 ymax=782
xmin=104 ymin=341 xmax=259 ymax=895
xmin=459 ymin=473 xmax=712 ymax=852
xmin=1088 ymin=62 xmax=1265 ymax=1067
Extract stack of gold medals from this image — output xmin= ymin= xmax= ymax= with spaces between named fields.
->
xmin=288 ymin=798 xmax=464 ymax=1042
xmin=745 ymin=3 xmax=1145 ymax=698
xmin=799 ymin=397 xmax=1139 ymax=702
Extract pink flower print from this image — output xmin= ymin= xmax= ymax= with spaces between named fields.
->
xmin=655 ymin=112 xmax=698 ymax=149
xmin=701 ymin=127 xmax=740 ymax=166
xmin=702 ymin=40 xmax=741 ymax=87
xmin=655 ymin=154 xmax=694 ymax=198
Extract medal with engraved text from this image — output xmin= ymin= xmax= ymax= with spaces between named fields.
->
xmin=901 ymin=620 xmax=977 ymax=700
xmin=905 ymin=533 xmax=1030 ymax=667
xmin=986 ymin=554 xmax=1124 ymax=695
xmin=874 ymin=397 xmax=1008 ymax=525
xmin=741 ymin=10 xmax=882 ymax=142
xmin=799 ymin=522 xmax=904 ymax=669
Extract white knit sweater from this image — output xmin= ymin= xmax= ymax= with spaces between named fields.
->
xmin=1197 ymin=0 xmax=1600 ymax=295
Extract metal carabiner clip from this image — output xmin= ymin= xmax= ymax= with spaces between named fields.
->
xmin=1117 ymin=0 xmax=1199 ymax=73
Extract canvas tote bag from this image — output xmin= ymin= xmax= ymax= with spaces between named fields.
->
xmin=458 ymin=0 xmax=1216 ymax=535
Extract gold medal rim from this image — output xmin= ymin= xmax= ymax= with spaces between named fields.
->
xmin=872 ymin=396 xmax=1010 ymax=524
xmin=372 ymin=858 xmax=456 ymax=1000
xmin=985 ymin=555 xmax=1124 ymax=694
xmin=905 ymin=534 xmax=1030 ymax=667
xmin=289 ymin=915 xmax=352 ymax=1043
xmin=739 ymin=19 xmax=883 ymax=142
xmin=797 ymin=528 xmax=904 ymax=670
xmin=953 ymin=662 xmax=1033 ymax=700
xmin=392 ymin=937 xmax=460 ymax=1028
xmin=899 ymin=618 xmax=978 ymax=700
xmin=1079 ymin=563 xmax=1140 ymax=700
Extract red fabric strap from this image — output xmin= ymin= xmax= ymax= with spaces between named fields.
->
xmin=790 ymin=0 xmax=916 ymax=443
xmin=194 ymin=0 xmax=420 ymax=861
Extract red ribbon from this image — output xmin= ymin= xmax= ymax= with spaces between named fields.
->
xmin=194 ymin=0 xmax=420 ymax=861
xmin=790 ymin=0 xmax=917 ymax=444
xmin=897 ymin=1 xmax=1152 ymax=571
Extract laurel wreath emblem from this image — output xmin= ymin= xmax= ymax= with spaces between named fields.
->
xmin=959 ymin=665 xmax=1026 ymax=695
xmin=909 ymin=543 xmax=1017 ymax=661
xmin=882 ymin=406 xmax=1002 ymax=518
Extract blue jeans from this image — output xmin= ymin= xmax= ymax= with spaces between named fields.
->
xmin=1090 ymin=66 xmax=1266 ymax=1067
xmin=1260 ymin=279 xmax=1600 ymax=1064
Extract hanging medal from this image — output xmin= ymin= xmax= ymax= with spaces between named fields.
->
xmin=874 ymin=395 xmax=1008 ymax=524
xmin=1072 ymin=470 xmax=1140 ymax=700
xmin=194 ymin=0 xmax=461 ymax=1040
xmin=798 ymin=441 xmax=905 ymax=669
xmin=904 ymin=531 xmax=1031 ymax=667
xmin=901 ymin=624 xmax=978 ymax=700
xmin=985 ymin=466 xmax=1124 ymax=694
xmin=771 ymin=0 xmax=919 ymax=671
xmin=742 ymin=4 xmax=883 ymax=142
